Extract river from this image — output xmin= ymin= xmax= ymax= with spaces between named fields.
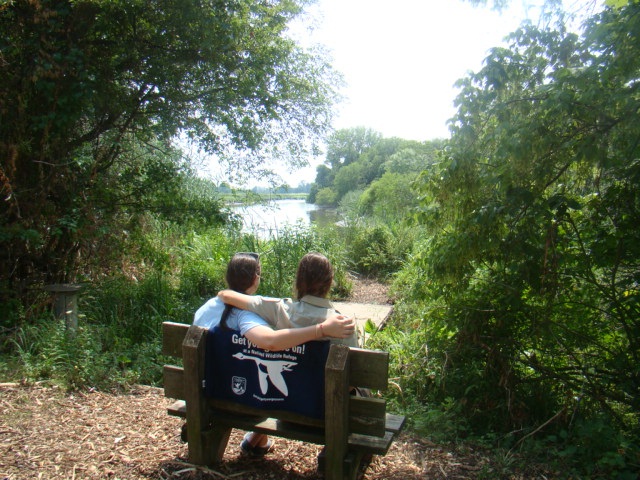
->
xmin=229 ymin=199 xmax=338 ymax=238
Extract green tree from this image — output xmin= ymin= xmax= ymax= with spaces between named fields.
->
xmin=314 ymin=164 xmax=334 ymax=189
xmin=383 ymin=142 xmax=444 ymax=175
xmin=357 ymin=137 xmax=412 ymax=185
xmin=313 ymin=132 xmax=436 ymax=205
xmin=410 ymin=2 xmax=640 ymax=442
xmin=324 ymin=127 xmax=382 ymax=171
xmin=333 ymin=162 xmax=366 ymax=201
xmin=315 ymin=187 xmax=337 ymax=206
xmin=0 ymin=0 xmax=339 ymax=308
xmin=360 ymin=172 xmax=418 ymax=221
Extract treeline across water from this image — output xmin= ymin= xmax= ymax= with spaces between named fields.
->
xmin=2 ymin=2 xmax=639 ymax=478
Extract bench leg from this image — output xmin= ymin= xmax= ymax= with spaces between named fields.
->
xmin=344 ymin=452 xmax=360 ymax=480
xmin=186 ymin=423 xmax=231 ymax=465
xmin=209 ymin=425 xmax=232 ymax=462
xmin=345 ymin=451 xmax=374 ymax=480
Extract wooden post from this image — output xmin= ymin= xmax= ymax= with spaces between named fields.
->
xmin=182 ymin=325 xmax=214 ymax=465
xmin=182 ymin=325 xmax=232 ymax=464
xmin=325 ymin=344 xmax=350 ymax=480
xmin=44 ymin=284 xmax=83 ymax=335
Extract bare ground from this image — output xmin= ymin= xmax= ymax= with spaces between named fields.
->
xmin=343 ymin=275 xmax=393 ymax=305
xmin=0 ymin=383 xmax=504 ymax=480
xmin=0 ymin=279 xmax=551 ymax=480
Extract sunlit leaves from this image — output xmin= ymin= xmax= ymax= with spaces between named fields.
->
xmin=0 ymin=0 xmax=340 ymax=302
xmin=410 ymin=2 xmax=640 ymax=436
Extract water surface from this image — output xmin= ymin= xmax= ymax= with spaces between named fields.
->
xmin=230 ymin=199 xmax=337 ymax=238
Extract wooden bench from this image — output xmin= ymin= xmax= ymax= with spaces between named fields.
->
xmin=162 ymin=321 xmax=406 ymax=480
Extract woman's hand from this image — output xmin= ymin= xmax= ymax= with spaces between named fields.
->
xmin=320 ymin=314 xmax=356 ymax=338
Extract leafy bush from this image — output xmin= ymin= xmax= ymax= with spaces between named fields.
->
xmin=12 ymin=315 xmax=163 ymax=391
xmin=315 ymin=187 xmax=337 ymax=206
xmin=345 ymin=224 xmax=404 ymax=277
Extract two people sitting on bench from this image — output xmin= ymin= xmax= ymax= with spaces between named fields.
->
xmin=194 ymin=251 xmax=357 ymax=456
xmin=218 ymin=252 xmax=359 ymax=348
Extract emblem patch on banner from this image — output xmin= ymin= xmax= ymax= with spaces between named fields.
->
xmin=231 ymin=376 xmax=247 ymax=395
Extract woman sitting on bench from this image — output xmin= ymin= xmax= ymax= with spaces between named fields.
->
xmin=194 ymin=252 xmax=355 ymax=456
xmin=217 ymin=252 xmax=359 ymax=348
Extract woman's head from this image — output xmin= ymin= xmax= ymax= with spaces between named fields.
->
xmin=295 ymin=252 xmax=333 ymax=299
xmin=226 ymin=252 xmax=261 ymax=294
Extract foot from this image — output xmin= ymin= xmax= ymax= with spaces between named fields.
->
xmin=240 ymin=432 xmax=274 ymax=457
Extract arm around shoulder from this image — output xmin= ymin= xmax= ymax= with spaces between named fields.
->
xmin=217 ymin=290 xmax=252 ymax=309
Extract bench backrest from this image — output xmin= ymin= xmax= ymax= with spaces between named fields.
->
xmin=162 ymin=321 xmax=390 ymax=436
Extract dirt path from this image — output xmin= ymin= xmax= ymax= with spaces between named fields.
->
xmin=0 ymin=384 xmax=501 ymax=480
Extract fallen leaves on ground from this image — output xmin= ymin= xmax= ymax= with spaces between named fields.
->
xmin=0 ymin=383 xmax=534 ymax=480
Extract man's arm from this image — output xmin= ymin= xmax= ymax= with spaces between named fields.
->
xmin=243 ymin=315 xmax=355 ymax=351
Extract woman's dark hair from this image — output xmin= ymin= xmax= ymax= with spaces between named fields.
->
xmin=221 ymin=253 xmax=261 ymax=329
xmin=295 ymin=252 xmax=333 ymax=300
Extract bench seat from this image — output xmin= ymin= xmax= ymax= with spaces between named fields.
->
xmin=167 ymin=398 xmax=405 ymax=455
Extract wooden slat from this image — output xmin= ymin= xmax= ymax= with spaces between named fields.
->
xmin=349 ymin=396 xmax=386 ymax=418
xmin=163 ymin=365 xmax=184 ymax=400
xmin=348 ymin=348 xmax=389 ymax=391
xmin=348 ymin=430 xmax=395 ymax=455
xmin=162 ymin=321 xmax=189 ymax=358
xmin=349 ymin=415 xmax=385 ymax=438
xmin=348 ymin=396 xmax=386 ymax=437
xmin=208 ymin=398 xmax=324 ymax=429
xmin=210 ymin=414 xmax=326 ymax=445
xmin=168 ymin=400 xmax=186 ymax=418
xmin=385 ymin=413 xmax=406 ymax=435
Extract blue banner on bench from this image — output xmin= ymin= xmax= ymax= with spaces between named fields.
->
xmin=204 ymin=326 xmax=330 ymax=419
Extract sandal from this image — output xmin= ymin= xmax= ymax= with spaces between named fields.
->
xmin=240 ymin=432 xmax=274 ymax=457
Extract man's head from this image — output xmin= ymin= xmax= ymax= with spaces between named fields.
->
xmin=226 ymin=252 xmax=261 ymax=294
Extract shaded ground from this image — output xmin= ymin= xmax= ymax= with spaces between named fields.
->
xmin=0 ymin=383 xmax=504 ymax=480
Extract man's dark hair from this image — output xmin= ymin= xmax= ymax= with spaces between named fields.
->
xmin=221 ymin=253 xmax=261 ymax=329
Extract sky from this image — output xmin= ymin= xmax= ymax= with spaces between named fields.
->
xmin=293 ymin=0 xmax=541 ymax=142
xmin=271 ymin=0 xmax=545 ymax=184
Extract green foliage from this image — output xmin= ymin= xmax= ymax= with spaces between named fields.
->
xmin=315 ymin=187 xmax=338 ymax=206
xmin=0 ymin=0 xmax=340 ymax=321
xmin=334 ymin=183 xmax=422 ymax=280
xmin=260 ymin=224 xmax=319 ymax=297
xmin=177 ymin=228 xmax=243 ymax=308
xmin=387 ymin=3 xmax=640 ymax=477
xmin=552 ymin=415 xmax=638 ymax=478
xmin=345 ymin=224 xmax=398 ymax=277
xmin=324 ymin=127 xmax=382 ymax=171
xmin=333 ymin=162 xmax=367 ymax=200
xmin=359 ymin=172 xmax=419 ymax=221
xmin=12 ymin=314 xmax=163 ymax=391
xmin=311 ymin=128 xmax=440 ymax=206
